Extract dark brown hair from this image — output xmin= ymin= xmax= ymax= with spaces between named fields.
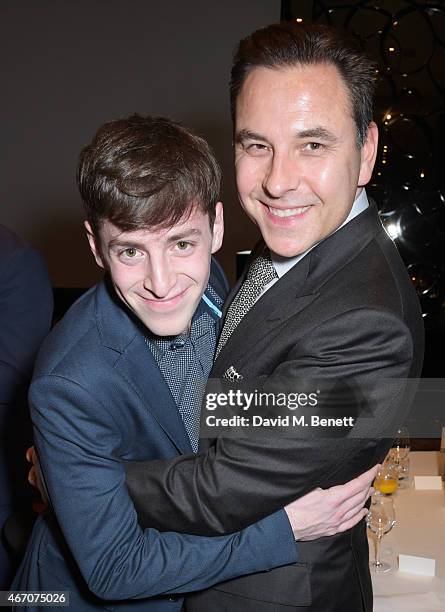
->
xmin=230 ymin=22 xmax=376 ymax=147
xmin=77 ymin=114 xmax=221 ymax=236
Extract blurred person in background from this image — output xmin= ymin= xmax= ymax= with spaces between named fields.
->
xmin=0 ymin=225 xmax=53 ymax=587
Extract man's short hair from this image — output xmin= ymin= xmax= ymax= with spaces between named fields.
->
xmin=77 ymin=114 xmax=221 ymax=236
xmin=230 ymin=22 xmax=377 ymax=147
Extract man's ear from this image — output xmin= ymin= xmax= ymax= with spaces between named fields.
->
xmin=358 ymin=122 xmax=379 ymax=187
xmin=84 ymin=221 xmax=105 ymax=269
xmin=211 ymin=202 xmax=224 ymax=254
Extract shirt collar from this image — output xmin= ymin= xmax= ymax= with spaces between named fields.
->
xmin=145 ymin=283 xmax=220 ymax=358
xmin=271 ymin=189 xmax=369 ymax=279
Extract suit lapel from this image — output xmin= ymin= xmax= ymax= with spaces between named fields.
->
xmin=214 ymin=202 xmax=384 ymax=374
xmin=117 ymin=337 xmax=193 ymax=454
xmin=95 ymin=279 xmax=193 ymax=454
xmin=214 ymin=253 xmax=316 ymax=370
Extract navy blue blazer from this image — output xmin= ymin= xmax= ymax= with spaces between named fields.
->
xmin=12 ymin=259 xmax=297 ymax=611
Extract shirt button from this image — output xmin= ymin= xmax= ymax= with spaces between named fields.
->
xmin=170 ymin=340 xmax=185 ymax=350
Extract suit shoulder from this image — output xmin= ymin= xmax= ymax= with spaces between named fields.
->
xmin=0 ymin=225 xmax=27 ymax=261
xmin=326 ymin=230 xmax=418 ymax=318
xmin=0 ymin=226 xmax=50 ymax=286
xmin=34 ymin=285 xmax=100 ymax=378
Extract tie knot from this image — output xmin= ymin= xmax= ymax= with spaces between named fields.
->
xmin=246 ymin=249 xmax=277 ymax=288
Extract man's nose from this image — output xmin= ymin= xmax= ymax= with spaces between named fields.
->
xmin=144 ymin=257 xmax=176 ymax=298
xmin=262 ymin=151 xmax=300 ymax=199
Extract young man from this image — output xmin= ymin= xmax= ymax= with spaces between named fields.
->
xmin=123 ymin=24 xmax=424 ymax=612
xmin=13 ymin=115 xmax=374 ymax=611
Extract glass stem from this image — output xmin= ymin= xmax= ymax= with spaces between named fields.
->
xmin=373 ymin=535 xmax=382 ymax=567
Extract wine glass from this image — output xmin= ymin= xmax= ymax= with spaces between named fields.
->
xmin=366 ymin=494 xmax=397 ymax=573
xmin=389 ymin=426 xmax=410 ymax=463
xmin=373 ymin=460 xmax=399 ymax=495
xmin=389 ymin=427 xmax=411 ymax=485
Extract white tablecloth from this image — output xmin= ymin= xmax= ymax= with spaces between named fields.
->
xmin=371 ymin=452 xmax=445 ymax=612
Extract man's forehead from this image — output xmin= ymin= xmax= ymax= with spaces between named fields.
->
xmin=234 ymin=63 xmax=354 ymax=137
xmin=238 ymin=62 xmax=344 ymax=90
xmin=100 ymin=211 xmax=209 ymax=244
xmin=235 ymin=63 xmax=350 ymax=112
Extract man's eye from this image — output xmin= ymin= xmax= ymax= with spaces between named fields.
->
xmin=119 ymin=248 xmax=142 ymax=260
xmin=177 ymin=241 xmax=190 ymax=250
xmin=246 ymin=143 xmax=268 ymax=154
xmin=305 ymin=142 xmax=323 ymax=151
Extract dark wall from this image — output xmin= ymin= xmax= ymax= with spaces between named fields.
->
xmin=1 ymin=0 xmax=279 ymax=286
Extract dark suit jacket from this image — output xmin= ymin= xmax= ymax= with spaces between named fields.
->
xmin=125 ymin=203 xmax=424 ymax=611
xmin=0 ymin=225 xmax=53 ymax=587
xmin=11 ymin=260 xmax=298 ymax=612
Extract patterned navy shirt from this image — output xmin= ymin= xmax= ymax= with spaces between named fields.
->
xmin=145 ymin=284 xmax=223 ymax=452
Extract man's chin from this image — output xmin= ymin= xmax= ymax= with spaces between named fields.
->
xmin=264 ymin=235 xmax=312 ymax=259
xmin=129 ymin=295 xmax=197 ymax=337
xmin=142 ymin=319 xmax=190 ymax=337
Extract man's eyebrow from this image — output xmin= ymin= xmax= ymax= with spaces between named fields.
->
xmin=108 ymin=228 xmax=203 ymax=249
xmin=108 ymin=238 xmax=145 ymax=249
xmin=297 ymin=127 xmax=338 ymax=142
xmin=235 ymin=129 xmax=268 ymax=144
xmin=167 ymin=228 xmax=202 ymax=243
xmin=235 ymin=127 xmax=338 ymax=144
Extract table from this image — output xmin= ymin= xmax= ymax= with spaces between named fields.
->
xmin=371 ymin=452 xmax=445 ymax=611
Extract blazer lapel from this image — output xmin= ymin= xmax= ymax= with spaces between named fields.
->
xmin=118 ymin=338 xmax=193 ymax=454
xmin=96 ymin=279 xmax=193 ymax=455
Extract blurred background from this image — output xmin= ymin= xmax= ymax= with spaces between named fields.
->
xmin=1 ymin=0 xmax=279 ymax=287
xmin=1 ymin=0 xmax=444 ymax=375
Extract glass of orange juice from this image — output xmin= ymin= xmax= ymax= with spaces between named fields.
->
xmin=373 ymin=460 xmax=399 ymax=495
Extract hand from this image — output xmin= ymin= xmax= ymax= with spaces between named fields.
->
xmin=284 ymin=464 xmax=379 ymax=541
xmin=26 ymin=445 xmax=49 ymax=508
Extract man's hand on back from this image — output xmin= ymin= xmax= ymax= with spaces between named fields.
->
xmin=26 ymin=445 xmax=49 ymax=509
xmin=285 ymin=464 xmax=378 ymax=541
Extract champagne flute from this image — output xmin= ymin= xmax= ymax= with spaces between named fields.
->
xmin=366 ymin=494 xmax=396 ymax=573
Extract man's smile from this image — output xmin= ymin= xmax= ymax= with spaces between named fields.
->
xmin=260 ymin=201 xmax=315 ymax=226
xmin=138 ymin=286 xmax=191 ymax=309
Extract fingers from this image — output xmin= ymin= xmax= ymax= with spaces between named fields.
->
xmin=28 ymin=466 xmax=36 ymax=486
xmin=329 ymin=469 xmax=378 ymax=525
xmin=356 ymin=464 xmax=380 ymax=487
xmin=330 ymin=482 xmax=370 ymax=521
xmin=26 ymin=446 xmax=34 ymax=463
xmin=333 ymin=487 xmax=368 ymax=522
xmin=341 ymin=497 xmax=371 ymax=522
xmin=336 ymin=508 xmax=369 ymax=534
xmin=339 ymin=464 xmax=380 ymax=498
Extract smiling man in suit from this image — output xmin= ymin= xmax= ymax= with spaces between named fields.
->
xmin=124 ymin=23 xmax=424 ymax=612
xmin=12 ymin=114 xmax=375 ymax=611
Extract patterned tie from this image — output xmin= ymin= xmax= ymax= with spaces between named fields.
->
xmin=215 ymin=249 xmax=277 ymax=357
